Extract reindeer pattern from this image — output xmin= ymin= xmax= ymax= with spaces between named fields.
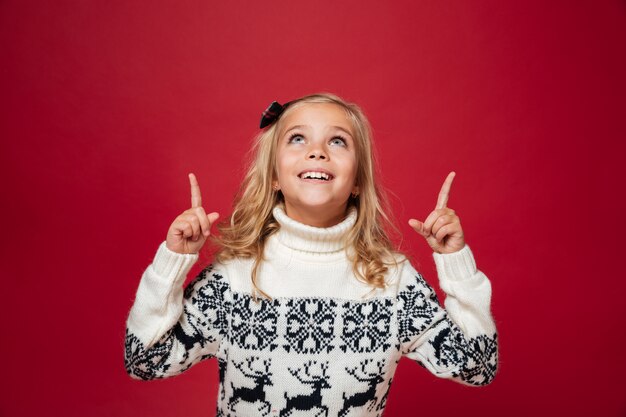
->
xmin=215 ymin=351 xmax=399 ymax=417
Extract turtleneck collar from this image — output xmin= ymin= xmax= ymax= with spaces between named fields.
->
xmin=271 ymin=205 xmax=357 ymax=253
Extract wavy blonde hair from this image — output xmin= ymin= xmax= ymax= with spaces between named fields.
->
xmin=213 ymin=93 xmax=402 ymax=301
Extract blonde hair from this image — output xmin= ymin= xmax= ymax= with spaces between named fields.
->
xmin=213 ymin=93 xmax=402 ymax=301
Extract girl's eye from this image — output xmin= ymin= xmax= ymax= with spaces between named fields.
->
xmin=288 ymin=134 xmax=305 ymax=144
xmin=330 ymin=136 xmax=347 ymax=147
xmin=287 ymin=133 xmax=347 ymax=147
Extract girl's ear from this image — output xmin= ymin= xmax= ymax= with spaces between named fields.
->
xmin=272 ymin=180 xmax=280 ymax=191
xmin=352 ymin=186 xmax=359 ymax=198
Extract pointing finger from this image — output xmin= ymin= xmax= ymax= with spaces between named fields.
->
xmin=435 ymin=171 xmax=456 ymax=209
xmin=189 ymin=173 xmax=202 ymax=208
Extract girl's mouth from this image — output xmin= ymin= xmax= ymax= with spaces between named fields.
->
xmin=298 ymin=171 xmax=334 ymax=181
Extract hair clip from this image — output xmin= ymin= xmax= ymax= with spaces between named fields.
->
xmin=259 ymin=100 xmax=292 ymax=128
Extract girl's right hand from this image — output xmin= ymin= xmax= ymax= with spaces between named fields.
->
xmin=165 ymin=173 xmax=220 ymax=254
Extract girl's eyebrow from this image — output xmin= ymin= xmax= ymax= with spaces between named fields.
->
xmin=332 ymin=126 xmax=354 ymax=137
xmin=283 ymin=125 xmax=307 ymax=135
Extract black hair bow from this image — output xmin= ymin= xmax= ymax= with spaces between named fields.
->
xmin=259 ymin=100 xmax=292 ymax=128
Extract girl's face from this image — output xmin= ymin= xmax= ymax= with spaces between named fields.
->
xmin=274 ymin=103 xmax=358 ymax=227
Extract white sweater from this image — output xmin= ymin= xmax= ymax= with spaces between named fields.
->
xmin=125 ymin=206 xmax=498 ymax=417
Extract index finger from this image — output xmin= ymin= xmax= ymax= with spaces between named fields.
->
xmin=435 ymin=171 xmax=456 ymax=209
xmin=189 ymin=173 xmax=202 ymax=208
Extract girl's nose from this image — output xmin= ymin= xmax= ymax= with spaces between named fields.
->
xmin=307 ymin=149 xmax=327 ymax=160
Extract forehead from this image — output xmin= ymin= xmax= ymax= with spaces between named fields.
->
xmin=279 ymin=103 xmax=354 ymax=135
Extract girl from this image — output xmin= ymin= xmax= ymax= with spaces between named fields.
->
xmin=124 ymin=93 xmax=498 ymax=417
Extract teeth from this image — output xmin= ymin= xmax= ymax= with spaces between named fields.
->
xmin=300 ymin=171 xmax=331 ymax=180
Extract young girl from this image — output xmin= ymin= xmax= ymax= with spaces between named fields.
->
xmin=124 ymin=93 xmax=498 ymax=417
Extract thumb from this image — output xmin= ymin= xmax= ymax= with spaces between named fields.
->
xmin=408 ymin=219 xmax=429 ymax=238
xmin=207 ymin=212 xmax=220 ymax=224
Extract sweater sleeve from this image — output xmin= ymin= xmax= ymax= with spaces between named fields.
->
xmin=124 ymin=242 xmax=230 ymax=380
xmin=396 ymin=244 xmax=498 ymax=386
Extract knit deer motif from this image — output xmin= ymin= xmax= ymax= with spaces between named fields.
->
xmin=339 ymin=359 xmax=386 ymax=417
xmin=228 ymin=356 xmax=273 ymax=416
xmin=281 ymin=360 xmax=331 ymax=417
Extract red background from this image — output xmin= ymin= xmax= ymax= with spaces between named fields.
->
xmin=1 ymin=1 xmax=625 ymax=416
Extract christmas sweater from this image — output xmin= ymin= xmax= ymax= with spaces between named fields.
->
xmin=124 ymin=206 xmax=498 ymax=417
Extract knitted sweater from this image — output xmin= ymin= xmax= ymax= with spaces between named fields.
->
xmin=124 ymin=206 xmax=498 ymax=417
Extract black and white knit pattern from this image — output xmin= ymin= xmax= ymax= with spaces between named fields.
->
xmin=125 ymin=267 xmax=497 ymax=416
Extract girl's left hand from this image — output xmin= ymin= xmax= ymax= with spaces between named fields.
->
xmin=408 ymin=172 xmax=466 ymax=254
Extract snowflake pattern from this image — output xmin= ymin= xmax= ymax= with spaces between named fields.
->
xmin=340 ymin=299 xmax=393 ymax=353
xmin=284 ymin=298 xmax=337 ymax=354
xmin=397 ymin=273 xmax=441 ymax=342
xmin=185 ymin=266 xmax=230 ymax=338
xmin=231 ymin=293 xmax=280 ymax=351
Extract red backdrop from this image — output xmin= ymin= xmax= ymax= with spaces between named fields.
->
xmin=1 ymin=1 xmax=625 ymax=416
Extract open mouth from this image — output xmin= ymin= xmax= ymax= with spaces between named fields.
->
xmin=298 ymin=171 xmax=334 ymax=181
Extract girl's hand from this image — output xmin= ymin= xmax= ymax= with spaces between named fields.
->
xmin=165 ymin=173 xmax=220 ymax=254
xmin=408 ymin=172 xmax=466 ymax=254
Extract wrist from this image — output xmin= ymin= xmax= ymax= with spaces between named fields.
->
xmin=153 ymin=241 xmax=199 ymax=278
xmin=432 ymin=244 xmax=477 ymax=281
xmin=434 ymin=242 xmax=466 ymax=255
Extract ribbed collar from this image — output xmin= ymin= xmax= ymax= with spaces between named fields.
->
xmin=272 ymin=205 xmax=357 ymax=253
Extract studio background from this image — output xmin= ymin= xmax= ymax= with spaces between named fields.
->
xmin=1 ymin=1 xmax=625 ymax=416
